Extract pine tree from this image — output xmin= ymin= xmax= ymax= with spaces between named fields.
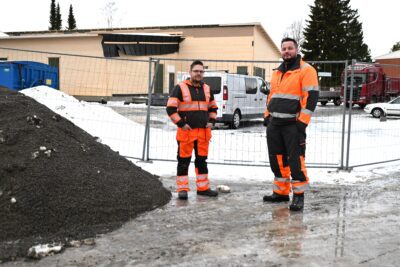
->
xmin=55 ymin=2 xmax=62 ymax=30
xmin=302 ymin=0 xmax=371 ymax=61
xmin=390 ymin=41 xmax=400 ymax=52
xmin=49 ymin=0 xmax=57 ymax=30
xmin=341 ymin=0 xmax=371 ymax=61
xmin=67 ymin=4 xmax=77 ymax=30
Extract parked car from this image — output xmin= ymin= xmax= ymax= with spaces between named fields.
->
xmin=364 ymin=96 xmax=400 ymax=118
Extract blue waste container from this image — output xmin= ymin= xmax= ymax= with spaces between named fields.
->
xmin=0 ymin=61 xmax=59 ymax=90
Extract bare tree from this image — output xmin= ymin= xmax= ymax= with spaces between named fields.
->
xmin=102 ymin=1 xmax=117 ymax=29
xmin=283 ymin=20 xmax=304 ymax=51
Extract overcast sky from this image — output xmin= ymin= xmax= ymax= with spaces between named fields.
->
xmin=1 ymin=0 xmax=399 ymax=58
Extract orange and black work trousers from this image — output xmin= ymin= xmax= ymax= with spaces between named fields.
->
xmin=267 ymin=123 xmax=309 ymax=196
xmin=176 ymin=128 xmax=212 ymax=192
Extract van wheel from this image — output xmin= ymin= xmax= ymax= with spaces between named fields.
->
xmin=334 ymin=98 xmax=342 ymax=106
xmin=320 ymin=101 xmax=328 ymax=106
xmin=230 ymin=110 xmax=241 ymax=129
xmin=371 ymin=108 xmax=383 ymax=118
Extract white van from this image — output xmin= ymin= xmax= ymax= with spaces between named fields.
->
xmin=202 ymin=72 xmax=270 ymax=129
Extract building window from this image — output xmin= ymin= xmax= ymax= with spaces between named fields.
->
xmin=253 ymin=67 xmax=266 ymax=79
xmin=0 ymin=58 xmax=7 ymax=61
xmin=154 ymin=63 xmax=164 ymax=94
xmin=237 ymin=66 xmax=248 ymax=75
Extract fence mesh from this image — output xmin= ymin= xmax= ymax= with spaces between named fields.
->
xmin=0 ymin=47 xmax=153 ymax=160
xmin=345 ymin=61 xmax=400 ymax=168
xmin=147 ymin=58 xmax=347 ymax=168
xmin=1 ymin=47 xmax=399 ymax=170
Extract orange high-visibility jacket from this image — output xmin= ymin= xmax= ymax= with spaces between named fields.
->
xmin=264 ymin=56 xmax=319 ymax=125
xmin=166 ymin=80 xmax=218 ymax=129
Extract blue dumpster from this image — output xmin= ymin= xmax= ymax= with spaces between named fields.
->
xmin=0 ymin=61 xmax=59 ymax=90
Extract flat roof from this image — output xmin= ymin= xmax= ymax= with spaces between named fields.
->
xmin=2 ymin=22 xmax=280 ymax=55
xmin=374 ymin=50 xmax=400 ymax=60
xmin=5 ymin=23 xmax=262 ymax=36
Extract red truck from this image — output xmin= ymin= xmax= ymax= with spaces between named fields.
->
xmin=341 ymin=63 xmax=400 ymax=108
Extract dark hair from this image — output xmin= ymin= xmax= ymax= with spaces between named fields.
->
xmin=190 ymin=60 xmax=204 ymax=70
xmin=281 ymin=37 xmax=298 ymax=48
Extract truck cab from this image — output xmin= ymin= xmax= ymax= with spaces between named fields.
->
xmin=341 ymin=64 xmax=386 ymax=108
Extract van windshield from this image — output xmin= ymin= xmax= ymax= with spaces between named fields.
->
xmin=203 ymin=77 xmax=222 ymax=94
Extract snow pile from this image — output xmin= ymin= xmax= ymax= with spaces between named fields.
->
xmin=21 ymin=86 xmax=145 ymax=157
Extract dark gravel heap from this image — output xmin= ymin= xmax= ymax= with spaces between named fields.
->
xmin=0 ymin=87 xmax=171 ymax=262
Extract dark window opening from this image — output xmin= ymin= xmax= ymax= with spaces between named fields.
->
xmin=48 ymin=57 xmax=60 ymax=89
xmin=237 ymin=66 xmax=248 ymax=75
xmin=169 ymin=73 xmax=175 ymax=94
xmin=154 ymin=64 xmax=164 ymax=94
xmin=253 ymin=67 xmax=266 ymax=79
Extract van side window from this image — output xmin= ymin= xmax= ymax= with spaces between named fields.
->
xmin=203 ymin=77 xmax=222 ymax=94
xmin=245 ymin=78 xmax=257 ymax=94
xmin=257 ymin=79 xmax=264 ymax=89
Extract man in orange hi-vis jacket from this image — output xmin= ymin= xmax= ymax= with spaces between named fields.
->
xmin=166 ymin=60 xmax=219 ymax=200
xmin=263 ymin=37 xmax=319 ymax=211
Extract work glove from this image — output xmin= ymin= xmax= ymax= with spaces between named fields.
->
xmin=263 ymin=116 xmax=270 ymax=127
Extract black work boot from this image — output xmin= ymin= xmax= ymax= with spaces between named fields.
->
xmin=289 ymin=194 xmax=304 ymax=211
xmin=197 ymin=188 xmax=218 ymax=197
xmin=263 ymin=192 xmax=290 ymax=202
xmin=178 ymin=191 xmax=188 ymax=200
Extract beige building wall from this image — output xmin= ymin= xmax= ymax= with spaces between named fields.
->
xmin=0 ymin=36 xmax=103 ymax=56
xmin=0 ymin=37 xmax=153 ymax=96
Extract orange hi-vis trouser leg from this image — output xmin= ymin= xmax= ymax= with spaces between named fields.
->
xmin=176 ymin=128 xmax=212 ymax=192
xmin=267 ymin=123 xmax=310 ymax=196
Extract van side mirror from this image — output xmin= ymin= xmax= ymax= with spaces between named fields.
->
xmin=260 ymin=81 xmax=270 ymax=95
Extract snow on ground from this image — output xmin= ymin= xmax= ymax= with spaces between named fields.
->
xmin=104 ymin=101 xmax=146 ymax=108
xmin=134 ymin=158 xmax=400 ymax=186
xmin=145 ymin=105 xmax=400 ymax=168
xmin=21 ymin=86 xmax=400 ymax=186
xmin=21 ymin=86 xmax=146 ymax=157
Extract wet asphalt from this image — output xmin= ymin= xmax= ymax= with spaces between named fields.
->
xmin=5 ymin=171 xmax=400 ymax=267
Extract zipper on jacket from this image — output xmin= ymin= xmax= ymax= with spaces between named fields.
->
xmin=196 ymin=87 xmax=200 ymax=110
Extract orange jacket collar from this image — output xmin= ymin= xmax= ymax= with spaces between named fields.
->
xmin=184 ymin=79 xmax=203 ymax=87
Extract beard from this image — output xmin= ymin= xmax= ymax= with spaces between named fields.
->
xmin=283 ymin=54 xmax=297 ymax=62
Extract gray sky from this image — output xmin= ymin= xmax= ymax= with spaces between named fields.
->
xmin=1 ymin=0 xmax=399 ymax=58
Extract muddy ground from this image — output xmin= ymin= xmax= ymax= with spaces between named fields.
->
xmin=4 ymin=169 xmax=400 ymax=266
